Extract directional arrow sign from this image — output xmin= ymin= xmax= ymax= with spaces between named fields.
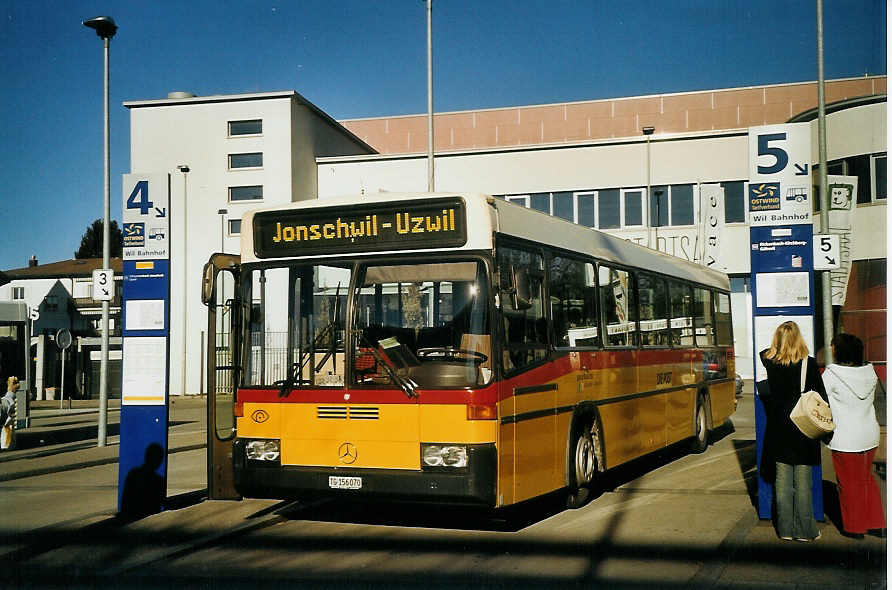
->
xmin=794 ymin=163 xmax=809 ymax=175
xmin=92 ymin=268 xmax=114 ymax=301
xmin=813 ymin=234 xmax=840 ymax=270
xmin=155 ymin=207 xmax=166 ymax=217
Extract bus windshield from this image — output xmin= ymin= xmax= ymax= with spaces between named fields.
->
xmin=240 ymin=259 xmax=492 ymax=390
xmin=352 ymin=260 xmax=492 ymax=389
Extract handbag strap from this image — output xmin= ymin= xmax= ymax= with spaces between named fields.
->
xmin=800 ymin=358 xmax=808 ymax=394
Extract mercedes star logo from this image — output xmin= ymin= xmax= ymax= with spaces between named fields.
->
xmin=338 ymin=442 xmax=358 ymax=464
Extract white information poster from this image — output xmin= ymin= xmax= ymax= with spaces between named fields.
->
xmin=125 ymin=299 xmax=165 ymax=331
xmin=753 ymin=315 xmax=815 ymax=381
xmin=755 ymin=272 xmax=810 ymax=307
xmin=122 ymin=336 xmax=167 ymax=405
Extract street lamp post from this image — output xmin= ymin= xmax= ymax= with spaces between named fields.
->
xmin=178 ymin=165 xmax=190 ymax=395
xmin=642 ymin=126 xmax=655 ymax=249
xmin=83 ymin=15 xmax=117 ymax=447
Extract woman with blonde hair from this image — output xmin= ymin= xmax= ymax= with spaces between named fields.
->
xmin=759 ymin=321 xmax=827 ymax=541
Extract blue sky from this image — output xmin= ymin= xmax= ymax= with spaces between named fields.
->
xmin=0 ymin=0 xmax=885 ymax=272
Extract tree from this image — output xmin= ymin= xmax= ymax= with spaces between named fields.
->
xmin=75 ymin=219 xmax=123 ymax=259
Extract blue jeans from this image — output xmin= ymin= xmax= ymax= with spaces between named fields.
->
xmin=775 ymin=462 xmax=819 ymax=539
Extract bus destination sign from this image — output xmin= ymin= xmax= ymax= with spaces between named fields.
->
xmin=254 ymin=198 xmax=468 ymax=258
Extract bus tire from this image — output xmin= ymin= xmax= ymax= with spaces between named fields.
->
xmin=690 ymin=394 xmax=709 ymax=454
xmin=567 ymin=416 xmax=601 ymax=509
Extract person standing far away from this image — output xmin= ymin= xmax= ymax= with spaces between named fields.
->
xmin=1 ymin=376 xmax=18 ymax=450
xmin=822 ymin=333 xmax=886 ymax=538
xmin=759 ymin=321 xmax=827 ymax=542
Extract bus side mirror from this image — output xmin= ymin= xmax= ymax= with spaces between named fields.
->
xmin=201 ymin=261 xmax=215 ymax=305
xmin=511 ymin=267 xmax=532 ymax=311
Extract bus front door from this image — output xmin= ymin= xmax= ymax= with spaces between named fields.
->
xmin=202 ymin=253 xmax=242 ymax=500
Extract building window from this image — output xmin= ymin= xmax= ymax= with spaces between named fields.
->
xmin=228 ymin=219 xmax=242 ymax=235
xmin=228 ymin=152 xmax=263 ymax=169
xmin=670 ymin=184 xmax=695 ymax=226
xmin=649 ymin=184 xmax=694 ymax=227
xmin=11 ymin=287 xmax=24 ymax=300
xmin=623 ymin=189 xmax=644 ymax=227
xmin=530 ymin=193 xmax=550 ymax=214
xmin=872 ymin=154 xmax=886 ymax=200
xmin=598 ymin=189 xmax=621 ymax=229
xmin=229 ymin=185 xmax=263 ymax=202
xmin=552 ymin=191 xmax=573 ymax=221
xmin=228 ymin=119 xmax=262 ymax=136
xmin=576 ymin=193 xmax=595 ymax=227
xmin=721 ymin=181 xmax=747 ymax=223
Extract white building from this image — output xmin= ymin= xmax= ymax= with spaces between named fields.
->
xmin=126 ymin=79 xmax=886 ymax=391
xmin=125 ymin=91 xmax=375 ymax=395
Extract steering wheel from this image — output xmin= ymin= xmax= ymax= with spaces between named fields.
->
xmin=416 ymin=347 xmax=488 ymax=364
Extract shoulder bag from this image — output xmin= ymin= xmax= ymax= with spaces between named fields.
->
xmin=790 ymin=358 xmax=835 ymax=439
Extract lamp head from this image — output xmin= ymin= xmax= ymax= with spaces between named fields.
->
xmin=83 ymin=16 xmax=117 ymax=39
xmin=642 ymin=126 xmax=655 ymax=136
xmin=177 ymin=165 xmax=190 ymax=173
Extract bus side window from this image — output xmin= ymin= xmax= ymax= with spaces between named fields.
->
xmin=713 ymin=292 xmax=732 ymax=346
xmin=549 ymin=255 xmax=599 ymax=348
xmin=599 ymin=265 xmax=637 ymax=347
xmin=498 ymin=246 xmax=547 ymax=372
xmin=669 ymin=281 xmax=693 ymax=346
xmin=693 ymin=287 xmax=714 ymax=346
xmin=637 ymin=273 xmax=668 ymax=346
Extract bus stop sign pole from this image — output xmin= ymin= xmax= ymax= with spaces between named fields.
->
xmin=118 ymin=173 xmax=172 ymax=515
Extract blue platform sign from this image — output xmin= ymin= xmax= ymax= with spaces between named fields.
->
xmin=748 ymin=124 xmax=822 ymax=521
xmin=118 ymin=173 xmax=171 ymax=516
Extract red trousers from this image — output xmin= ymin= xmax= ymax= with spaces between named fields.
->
xmin=832 ymin=448 xmax=886 ymax=534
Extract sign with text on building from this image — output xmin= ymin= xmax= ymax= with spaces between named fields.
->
xmin=748 ymin=124 xmax=812 ymax=227
xmin=122 ymin=173 xmax=170 ymax=260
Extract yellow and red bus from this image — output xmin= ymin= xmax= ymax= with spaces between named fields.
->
xmin=202 ymin=192 xmax=735 ymax=507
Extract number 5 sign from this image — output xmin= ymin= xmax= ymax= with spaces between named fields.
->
xmin=748 ymin=124 xmax=813 ymax=227
xmin=813 ymin=234 xmax=840 ymax=270
xmin=122 ymin=173 xmax=170 ymax=260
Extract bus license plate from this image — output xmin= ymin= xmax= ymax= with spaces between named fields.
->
xmin=329 ymin=476 xmax=362 ymax=490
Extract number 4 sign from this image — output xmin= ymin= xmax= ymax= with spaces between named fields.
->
xmin=813 ymin=234 xmax=840 ymax=270
xmin=122 ymin=173 xmax=170 ymax=260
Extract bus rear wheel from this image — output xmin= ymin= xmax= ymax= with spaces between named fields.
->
xmin=690 ymin=395 xmax=709 ymax=454
xmin=567 ymin=418 xmax=600 ymax=509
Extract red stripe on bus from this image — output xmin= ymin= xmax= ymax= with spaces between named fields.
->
xmin=236 ymin=346 xmax=723 ymax=405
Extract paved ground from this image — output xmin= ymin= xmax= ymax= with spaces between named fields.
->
xmin=0 ymin=385 xmax=886 ymax=588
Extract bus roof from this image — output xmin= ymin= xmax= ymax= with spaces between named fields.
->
xmin=240 ymin=192 xmax=730 ymax=291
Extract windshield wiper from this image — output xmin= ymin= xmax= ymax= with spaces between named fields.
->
xmin=356 ymin=331 xmax=418 ymax=399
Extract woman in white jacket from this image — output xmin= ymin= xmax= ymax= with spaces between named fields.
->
xmin=822 ymin=333 xmax=886 ymax=538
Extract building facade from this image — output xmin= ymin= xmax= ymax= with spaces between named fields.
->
xmin=126 ymin=78 xmax=886 ymax=390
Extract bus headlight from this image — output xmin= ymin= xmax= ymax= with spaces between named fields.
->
xmin=245 ymin=439 xmax=280 ymax=461
xmin=421 ymin=444 xmax=468 ymax=468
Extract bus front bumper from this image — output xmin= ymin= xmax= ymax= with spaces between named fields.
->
xmin=233 ymin=441 xmax=497 ymax=506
